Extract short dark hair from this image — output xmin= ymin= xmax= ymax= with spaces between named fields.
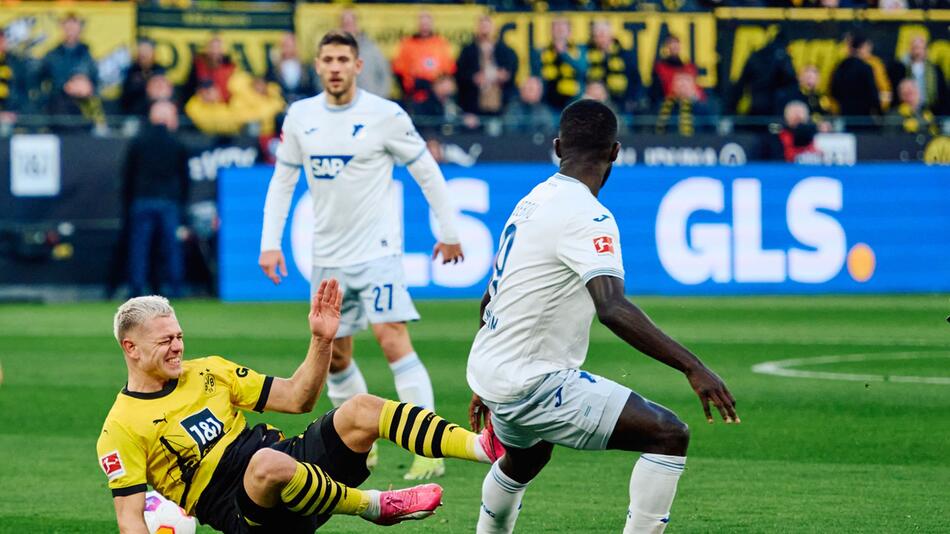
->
xmin=318 ymin=30 xmax=359 ymax=57
xmin=558 ymin=99 xmax=618 ymax=157
xmin=849 ymin=32 xmax=869 ymax=50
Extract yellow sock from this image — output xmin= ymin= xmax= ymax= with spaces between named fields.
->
xmin=280 ymin=462 xmax=369 ymax=516
xmin=378 ymin=400 xmax=479 ymax=461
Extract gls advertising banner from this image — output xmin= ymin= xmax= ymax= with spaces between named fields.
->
xmin=219 ymin=164 xmax=949 ymax=301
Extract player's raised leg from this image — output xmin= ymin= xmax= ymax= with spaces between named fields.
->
xmin=371 ymin=321 xmax=443 ymax=479
xmin=333 ymin=393 xmax=503 ymax=466
xmin=239 ymin=447 xmax=441 ymax=528
xmin=607 ymin=392 xmax=690 ymax=534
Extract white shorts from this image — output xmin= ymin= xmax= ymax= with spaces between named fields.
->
xmin=311 ymin=255 xmax=420 ymax=339
xmin=482 ymin=369 xmax=632 ymax=450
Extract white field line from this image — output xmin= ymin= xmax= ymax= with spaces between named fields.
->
xmin=751 ymin=352 xmax=950 ymax=385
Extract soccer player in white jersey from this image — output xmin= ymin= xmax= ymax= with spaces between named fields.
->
xmin=467 ymin=100 xmax=739 ymax=534
xmin=258 ymin=30 xmax=464 ymax=480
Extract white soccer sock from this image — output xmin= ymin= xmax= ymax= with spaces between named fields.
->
xmin=358 ymin=489 xmax=381 ymax=520
xmin=476 ymin=462 xmax=527 ymax=534
xmin=326 ymin=359 xmax=368 ymax=408
xmin=389 ymin=352 xmax=435 ymax=410
xmin=623 ymin=453 xmax=686 ymax=534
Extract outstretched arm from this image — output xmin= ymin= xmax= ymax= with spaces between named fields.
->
xmin=587 ymin=275 xmax=739 ymax=424
xmin=407 ymin=150 xmax=464 ymax=264
xmin=258 ymin=161 xmax=299 ymax=284
xmin=386 ymin=108 xmax=463 ymax=264
xmin=264 ymin=279 xmax=342 ymax=414
xmin=259 ymin=111 xmax=303 ymax=284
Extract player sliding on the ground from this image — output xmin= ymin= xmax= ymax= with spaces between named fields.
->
xmin=467 ymin=99 xmax=739 ymax=534
xmin=259 ymin=29 xmax=464 ymax=481
xmin=96 ymin=279 xmax=504 ymax=534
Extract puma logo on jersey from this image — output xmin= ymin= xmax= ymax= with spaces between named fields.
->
xmin=352 ymin=124 xmax=364 ymax=137
xmin=310 ymin=155 xmax=353 ymax=179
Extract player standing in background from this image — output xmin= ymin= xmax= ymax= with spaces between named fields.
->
xmin=468 ymin=100 xmax=739 ymax=534
xmin=258 ymin=30 xmax=463 ymax=480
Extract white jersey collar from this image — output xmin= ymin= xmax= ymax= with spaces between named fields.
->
xmin=321 ymin=89 xmax=363 ymax=112
xmin=552 ymin=172 xmax=582 ymax=184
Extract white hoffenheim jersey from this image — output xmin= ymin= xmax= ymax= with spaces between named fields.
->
xmin=274 ymin=90 xmax=429 ymax=267
xmin=467 ymin=173 xmax=625 ymax=403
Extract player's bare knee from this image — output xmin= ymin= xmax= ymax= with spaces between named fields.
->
xmin=246 ymin=449 xmax=295 ymax=488
xmin=340 ymin=394 xmax=383 ymax=431
xmin=502 ymin=444 xmax=552 ymax=483
xmin=659 ymin=418 xmax=690 ymax=455
xmin=372 ymin=323 xmax=411 ymax=361
xmin=333 ymin=393 xmax=385 ymax=439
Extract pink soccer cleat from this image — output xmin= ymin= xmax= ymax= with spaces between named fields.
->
xmin=479 ymin=422 xmax=506 ymax=463
xmin=372 ymin=483 xmax=443 ymax=526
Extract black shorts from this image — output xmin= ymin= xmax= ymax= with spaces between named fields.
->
xmin=195 ymin=409 xmax=371 ymax=534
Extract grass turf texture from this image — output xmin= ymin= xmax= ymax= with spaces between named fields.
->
xmin=1 ymin=295 xmax=948 ymax=533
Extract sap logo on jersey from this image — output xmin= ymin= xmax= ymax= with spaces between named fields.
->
xmin=656 ymin=177 xmax=869 ymax=285
xmin=310 ymin=155 xmax=353 ymax=179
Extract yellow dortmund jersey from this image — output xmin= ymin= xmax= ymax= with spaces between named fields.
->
xmin=95 ymin=356 xmax=273 ymax=514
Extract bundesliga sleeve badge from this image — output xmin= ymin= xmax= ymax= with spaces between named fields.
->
xmin=593 ymin=236 xmax=615 ymax=255
xmin=100 ymin=450 xmax=125 ymax=480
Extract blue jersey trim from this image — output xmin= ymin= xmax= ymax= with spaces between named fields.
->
xmin=581 ymin=268 xmax=624 ymax=284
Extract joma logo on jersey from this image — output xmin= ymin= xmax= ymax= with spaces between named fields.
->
xmin=310 ymin=155 xmax=353 ymax=179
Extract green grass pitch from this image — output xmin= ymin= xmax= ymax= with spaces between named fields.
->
xmin=1 ymin=295 xmax=948 ymax=533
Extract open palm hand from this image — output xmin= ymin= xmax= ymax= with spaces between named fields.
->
xmin=309 ymin=278 xmax=342 ymax=340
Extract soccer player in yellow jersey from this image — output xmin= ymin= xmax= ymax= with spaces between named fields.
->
xmin=97 ymin=279 xmax=504 ymax=533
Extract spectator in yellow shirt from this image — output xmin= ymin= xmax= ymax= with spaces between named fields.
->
xmin=229 ymin=71 xmax=286 ymax=137
xmin=184 ymin=79 xmax=241 ymax=136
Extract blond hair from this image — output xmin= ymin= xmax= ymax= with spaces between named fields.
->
xmin=113 ymin=296 xmax=175 ymax=342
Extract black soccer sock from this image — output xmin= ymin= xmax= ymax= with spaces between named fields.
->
xmin=236 ymin=484 xmax=280 ymax=528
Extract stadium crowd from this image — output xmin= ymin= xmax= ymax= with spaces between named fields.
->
xmin=0 ymin=8 xmax=947 ymax=149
